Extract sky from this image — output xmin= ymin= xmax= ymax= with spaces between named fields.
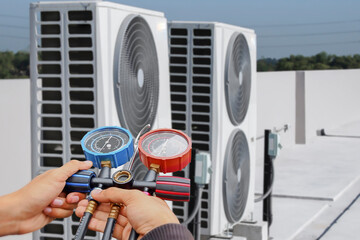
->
xmin=0 ymin=0 xmax=359 ymax=59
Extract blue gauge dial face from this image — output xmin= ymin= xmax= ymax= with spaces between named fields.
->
xmin=84 ymin=129 xmax=130 ymax=154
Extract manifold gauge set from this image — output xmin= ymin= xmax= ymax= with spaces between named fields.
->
xmin=64 ymin=125 xmax=192 ymax=240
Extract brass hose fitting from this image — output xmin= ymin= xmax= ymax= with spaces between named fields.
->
xmin=108 ymin=204 xmax=122 ymax=219
xmin=150 ymin=163 xmax=160 ymax=173
xmin=101 ymin=160 xmax=112 ymax=168
xmin=112 ymin=170 xmax=133 ymax=189
xmin=85 ymin=200 xmax=98 ymax=215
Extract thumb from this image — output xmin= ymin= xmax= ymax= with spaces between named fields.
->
xmin=91 ymin=188 xmax=145 ymax=206
xmin=55 ymin=160 xmax=93 ymax=181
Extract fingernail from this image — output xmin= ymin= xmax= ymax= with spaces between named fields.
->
xmin=91 ymin=189 xmax=102 ymax=196
xmin=52 ymin=198 xmax=64 ymax=207
xmin=84 ymin=161 xmax=93 ymax=166
xmin=44 ymin=207 xmax=52 ymax=214
xmin=69 ymin=195 xmax=80 ymax=203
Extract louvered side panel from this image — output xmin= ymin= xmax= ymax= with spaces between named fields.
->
xmin=169 ymin=27 xmax=190 ymax=224
xmin=191 ymin=27 xmax=213 ymax=235
xmin=66 ymin=9 xmax=98 ymax=240
xmin=169 ymin=23 xmax=214 ymax=237
xmin=31 ymin=5 xmax=99 ymax=240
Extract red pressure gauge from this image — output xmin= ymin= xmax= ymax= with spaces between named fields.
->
xmin=138 ymin=129 xmax=192 ymax=173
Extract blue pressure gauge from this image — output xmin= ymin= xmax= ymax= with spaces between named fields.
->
xmin=81 ymin=126 xmax=134 ymax=168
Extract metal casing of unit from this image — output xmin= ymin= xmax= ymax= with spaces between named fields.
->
xmin=168 ymin=21 xmax=256 ymax=237
xmin=30 ymin=1 xmax=171 ymax=240
xmin=212 ymin=22 xmax=257 ymax=236
xmin=31 ymin=0 xmax=171 ymax=137
xmin=93 ymin=1 xmax=171 ymax=130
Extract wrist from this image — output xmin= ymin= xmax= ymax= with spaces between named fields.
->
xmin=0 ymin=192 xmax=21 ymax=236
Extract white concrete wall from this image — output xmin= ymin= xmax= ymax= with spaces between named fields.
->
xmin=0 ymin=79 xmax=32 ymax=240
xmin=304 ymin=69 xmax=360 ymax=140
xmin=256 ymin=71 xmax=296 ymax=160
xmin=256 ymin=69 xmax=360 ymax=154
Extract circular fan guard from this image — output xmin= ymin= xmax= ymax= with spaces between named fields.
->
xmin=223 ymin=129 xmax=250 ymax=223
xmin=114 ymin=16 xmax=159 ymax=137
xmin=225 ymin=33 xmax=251 ymax=126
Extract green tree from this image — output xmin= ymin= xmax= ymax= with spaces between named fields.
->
xmin=13 ymin=51 xmax=30 ymax=77
xmin=0 ymin=51 xmax=16 ymax=78
xmin=257 ymin=58 xmax=277 ymax=71
xmin=0 ymin=51 xmax=29 ymax=79
xmin=314 ymin=52 xmax=328 ymax=65
xmin=258 ymin=52 xmax=360 ymax=72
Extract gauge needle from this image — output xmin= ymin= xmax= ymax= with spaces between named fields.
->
xmin=158 ymin=139 xmax=169 ymax=155
xmin=100 ymin=136 xmax=112 ymax=152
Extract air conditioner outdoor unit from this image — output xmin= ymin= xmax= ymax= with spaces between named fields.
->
xmin=30 ymin=1 xmax=171 ymax=239
xmin=168 ymin=21 xmax=257 ymax=238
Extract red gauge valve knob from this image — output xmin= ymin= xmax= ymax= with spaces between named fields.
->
xmin=138 ymin=129 xmax=192 ymax=173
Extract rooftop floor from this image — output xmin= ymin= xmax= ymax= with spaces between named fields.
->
xmin=255 ymin=121 xmax=360 ymax=239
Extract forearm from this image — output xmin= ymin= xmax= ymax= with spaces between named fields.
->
xmin=0 ymin=192 xmax=20 ymax=236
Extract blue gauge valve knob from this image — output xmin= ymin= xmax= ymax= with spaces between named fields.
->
xmin=65 ymin=170 xmax=96 ymax=193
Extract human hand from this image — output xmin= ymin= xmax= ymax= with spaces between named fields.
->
xmin=76 ymin=188 xmax=180 ymax=239
xmin=0 ymin=160 xmax=92 ymax=236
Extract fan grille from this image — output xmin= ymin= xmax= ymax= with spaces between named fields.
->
xmin=223 ymin=129 xmax=250 ymax=223
xmin=225 ymin=33 xmax=251 ymax=126
xmin=114 ymin=16 xmax=159 ymax=137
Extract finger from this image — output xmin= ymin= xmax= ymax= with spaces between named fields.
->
xmin=75 ymin=205 xmax=86 ymax=218
xmin=87 ymin=217 xmax=125 ymax=239
xmin=55 ymin=160 xmax=93 ymax=181
xmin=77 ymin=200 xmax=112 ymax=212
xmin=76 ymin=205 xmax=108 ymax=220
xmin=75 ymin=204 xmax=128 ymax=228
xmin=43 ymin=207 xmax=74 ymax=219
xmin=122 ymin=222 xmax=133 ymax=240
xmin=87 ymin=217 xmax=106 ymax=233
xmin=76 ymin=202 xmax=111 ymax=217
xmin=50 ymin=197 xmax=78 ymax=210
xmin=89 ymin=209 xmax=129 ymax=228
xmin=66 ymin=192 xmax=87 ymax=204
xmin=91 ymin=188 xmax=146 ymax=206
xmin=119 ymin=205 xmax=128 ymax=218
xmin=78 ymin=199 xmax=89 ymax=208
xmin=112 ymin=222 xmax=126 ymax=240
xmin=116 ymin=213 xmax=129 ymax=228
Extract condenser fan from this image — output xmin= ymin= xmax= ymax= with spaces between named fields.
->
xmin=223 ymin=129 xmax=250 ymax=223
xmin=114 ymin=16 xmax=159 ymax=137
xmin=225 ymin=33 xmax=251 ymax=126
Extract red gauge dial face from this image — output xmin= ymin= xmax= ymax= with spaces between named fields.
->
xmin=141 ymin=131 xmax=189 ymax=157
